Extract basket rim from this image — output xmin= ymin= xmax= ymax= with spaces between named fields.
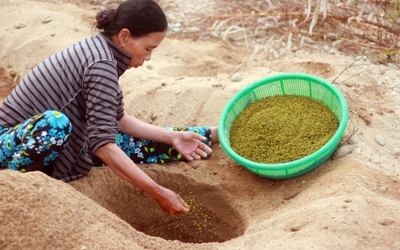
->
xmin=218 ymin=73 xmax=349 ymax=172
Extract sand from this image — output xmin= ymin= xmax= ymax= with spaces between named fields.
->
xmin=1 ymin=0 xmax=400 ymax=249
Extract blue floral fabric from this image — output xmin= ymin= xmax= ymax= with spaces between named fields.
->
xmin=92 ymin=126 xmax=212 ymax=166
xmin=0 ymin=110 xmax=72 ymax=175
xmin=0 ymin=111 xmax=212 ymax=173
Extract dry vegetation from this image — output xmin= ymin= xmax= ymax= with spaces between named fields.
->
xmin=162 ymin=0 xmax=400 ymax=66
xmin=75 ymin=0 xmax=400 ymax=66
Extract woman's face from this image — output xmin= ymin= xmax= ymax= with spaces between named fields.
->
xmin=124 ymin=31 xmax=166 ymax=69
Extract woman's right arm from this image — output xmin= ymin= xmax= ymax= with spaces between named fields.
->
xmin=93 ymin=142 xmax=189 ymax=215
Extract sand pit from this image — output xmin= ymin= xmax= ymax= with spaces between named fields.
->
xmin=70 ymin=165 xmax=246 ymax=244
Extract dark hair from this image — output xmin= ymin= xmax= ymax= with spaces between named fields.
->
xmin=95 ymin=0 xmax=168 ymax=37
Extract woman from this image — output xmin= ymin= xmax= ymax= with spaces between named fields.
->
xmin=0 ymin=0 xmax=218 ymax=215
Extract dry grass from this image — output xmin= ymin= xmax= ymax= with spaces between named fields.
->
xmin=164 ymin=0 xmax=400 ymax=66
xmin=70 ymin=0 xmax=400 ymax=66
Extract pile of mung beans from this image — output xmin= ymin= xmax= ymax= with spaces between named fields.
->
xmin=230 ymin=95 xmax=339 ymax=163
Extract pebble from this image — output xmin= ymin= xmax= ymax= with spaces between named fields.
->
xmin=353 ymin=147 xmax=361 ymax=154
xmin=378 ymin=186 xmax=387 ymax=193
xmin=378 ymin=217 xmax=394 ymax=226
xmin=189 ymin=162 xmax=199 ymax=169
xmin=41 ymin=16 xmax=53 ymax=24
xmin=373 ymin=77 xmax=381 ymax=84
xmin=175 ymin=90 xmax=181 ymax=95
xmin=394 ymin=148 xmax=400 ymax=156
xmin=231 ymin=73 xmax=242 ymax=82
xmin=284 ymin=191 xmax=300 ymax=200
xmin=332 ymin=145 xmax=354 ymax=160
xmin=14 ymin=21 xmax=26 ymax=29
xmin=344 ymin=81 xmax=354 ymax=87
xmin=374 ymin=135 xmax=386 ymax=146
xmin=328 ymin=48 xmax=340 ymax=54
xmin=290 ymin=225 xmax=301 ymax=232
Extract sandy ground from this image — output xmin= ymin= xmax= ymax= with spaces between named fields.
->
xmin=1 ymin=0 xmax=400 ymax=249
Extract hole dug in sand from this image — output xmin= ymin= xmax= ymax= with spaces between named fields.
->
xmin=70 ymin=166 xmax=246 ymax=244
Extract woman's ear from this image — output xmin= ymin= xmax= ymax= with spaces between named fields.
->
xmin=118 ymin=28 xmax=131 ymax=47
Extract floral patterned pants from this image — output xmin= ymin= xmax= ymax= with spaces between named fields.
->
xmin=0 ymin=110 xmax=72 ymax=175
xmin=92 ymin=126 xmax=212 ymax=166
xmin=0 ymin=110 xmax=212 ymax=174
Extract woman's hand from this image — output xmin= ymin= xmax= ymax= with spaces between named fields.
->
xmin=95 ymin=143 xmax=191 ymax=215
xmin=171 ymin=131 xmax=213 ymax=161
xmin=152 ymin=186 xmax=190 ymax=215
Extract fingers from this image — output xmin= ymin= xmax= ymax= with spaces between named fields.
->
xmin=175 ymin=198 xmax=190 ymax=215
xmin=169 ymin=196 xmax=190 ymax=215
xmin=178 ymin=132 xmax=213 ymax=161
xmin=195 ymin=148 xmax=208 ymax=158
xmin=186 ymin=150 xmax=206 ymax=161
xmin=178 ymin=196 xmax=190 ymax=213
xmin=159 ymin=197 xmax=189 ymax=216
xmin=200 ymin=142 xmax=212 ymax=154
xmin=195 ymin=143 xmax=212 ymax=157
xmin=186 ymin=153 xmax=199 ymax=161
xmin=192 ymin=133 xmax=207 ymax=142
xmin=185 ymin=133 xmax=213 ymax=151
xmin=185 ymin=145 xmax=212 ymax=161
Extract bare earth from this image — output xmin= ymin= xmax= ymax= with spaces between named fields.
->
xmin=0 ymin=0 xmax=399 ymax=249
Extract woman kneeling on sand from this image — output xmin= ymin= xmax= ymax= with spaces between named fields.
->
xmin=0 ymin=0 xmax=218 ymax=215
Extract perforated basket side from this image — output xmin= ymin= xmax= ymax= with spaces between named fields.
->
xmin=250 ymin=80 xmax=284 ymax=99
xmin=281 ymin=78 xmax=311 ymax=96
xmin=251 ymin=168 xmax=287 ymax=178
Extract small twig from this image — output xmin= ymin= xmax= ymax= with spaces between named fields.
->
xmin=240 ymin=14 xmax=250 ymax=52
xmin=338 ymin=117 xmax=358 ymax=148
xmin=229 ymin=54 xmax=249 ymax=77
xmin=335 ymin=68 xmax=370 ymax=87
xmin=332 ymin=57 xmax=364 ymax=85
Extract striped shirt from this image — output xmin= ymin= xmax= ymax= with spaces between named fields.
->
xmin=0 ymin=32 xmax=131 ymax=182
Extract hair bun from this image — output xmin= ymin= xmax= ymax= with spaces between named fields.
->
xmin=95 ymin=9 xmax=116 ymax=30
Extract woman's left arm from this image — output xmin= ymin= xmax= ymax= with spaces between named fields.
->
xmin=118 ymin=113 xmax=175 ymax=143
xmin=118 ymin=113 xmax=212 ymax=160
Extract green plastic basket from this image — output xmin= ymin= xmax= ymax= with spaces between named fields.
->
xmin=218 ymin=73 xmax=349 ymax=179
